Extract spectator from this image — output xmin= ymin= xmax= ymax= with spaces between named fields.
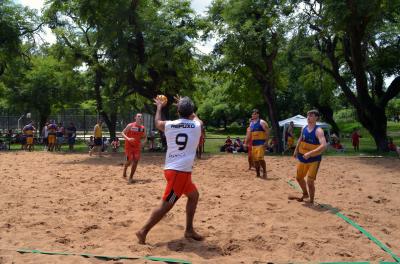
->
xmin=330 ymin=134 xmax=345 ymax=152
xmin=330 ymin=133 xmax=339 ymax=145
xmin=18 ymin=132 xmax=26 ymax=150
xmin=111 ymin=137 xmax=120 ymax=152
xmin=148 ymin=129 xmax=156 ymax=151
xmin=89 ymin=120 xmax=103 ymax=157
xmin=88 ymin=136 xmax=95 ymax=151
xmin=56 ymin=123 xmax=65 ymax=151
xmin=266 ymin=137 xmax=278 ymax=153
xmin=160 ymin=131 xmax=167 ymax=151
xmin=102 ymin=137 xmax=109 ymax=152
xmin=351 ymin=128 xmax=361 ymax=151
xmin=388 ymin=138 xmax=400 ymax=157
xmin=284 ymin=121 xmax=295 ymax=153
xmin=5 ymin=129 xmax=12 ymax=149
xmin=224 ymin=136 xmax=233 ymax=153
xmin=66 ymin=122 xmax=77 ymax=152
xmin=6 ymin=129 xmax=13 ymax=139
xmin=0 ymin=139 xmax=7 ymax=151
xmin=233 ymin=137 xmax=244 ymax=152
xmin=42 ymin=122 xmax=49 ymax=151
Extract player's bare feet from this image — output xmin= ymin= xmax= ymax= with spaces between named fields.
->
xmin=128 ymin=178 xmax=135 ymax=184
xmin=122 ymin=173 xmax=127 ymax=178
xmin=288 ymin=194 xmax=309 ymax=202
xmin=305 ymin=199 xmax=314 ymax=205
xmin=262 ymin=173 xmax=267 ymax=179
xmin=184 ymin=230 xmax=204 ymax=241
xmin=136 ymin=230 xmax=146 ymax=244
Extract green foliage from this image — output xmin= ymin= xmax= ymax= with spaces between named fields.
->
xmin=334 ymin=108 xmax=357 ymax=122
xmin=43 ymin=0 xmax=202 ymax=136
xmin=0 ymin=0 xmax=40 ymax=76
xmin=194 ymin=71 xmax=264 ymax=127
xmin=0 ymin=47 xmax=85 ymax=122
xmin=387 ymin=98 xmax=400 ymax=117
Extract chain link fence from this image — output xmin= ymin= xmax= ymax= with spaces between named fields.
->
xmin=0 ymin=109 xmax=155 ymax=142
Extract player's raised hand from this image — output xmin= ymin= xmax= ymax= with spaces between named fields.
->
xmin=173 ymin=95 xmax=182 ymax=106
xmin=154 ymin=95 xmax=167 ymax=108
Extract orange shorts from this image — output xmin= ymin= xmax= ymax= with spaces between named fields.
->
xmin=125 ymin=147 xmax=141 ymax=161
xmin=162 ymin=170 xmax=197 ymax=204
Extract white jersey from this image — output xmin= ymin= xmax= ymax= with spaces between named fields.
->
xmin=164 ymin=119 xmax=201 ymax=172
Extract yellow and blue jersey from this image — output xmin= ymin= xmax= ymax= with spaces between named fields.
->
xmin=94 ymin=124 xmax=102 ymax=138
xmin=298 ymin=125 xmax=322 ymax=163
xmin=48 ymin=124 xmax=57 ymax=136
xmin=250 ymin=120 xmax=267 ymax=146
xmin=23 ymin=125 xmax=34 ymax=137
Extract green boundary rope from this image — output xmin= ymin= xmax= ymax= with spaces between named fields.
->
xmin=16 ymin=248 xmax=191 ymax=263
xmin=320 ymin=262 xmax=397 ymax=264
xmin=12 ymin=249 xmax=400 ymax=264
xmin=287 ymin=179 xmax=400 ymax=263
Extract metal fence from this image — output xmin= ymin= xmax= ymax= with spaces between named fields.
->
xmin=0 ymin=109 xmax=155 ymax=140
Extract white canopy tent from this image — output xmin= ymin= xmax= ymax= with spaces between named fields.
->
xmin=279 ymin=115 xmax=330 ymax=147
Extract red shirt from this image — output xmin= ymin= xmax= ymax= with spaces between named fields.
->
xmin=352 ymin=132 xmax=360 ymax=143
xmin=125 ymin=122 xmax=145 ymax=150
xmin=388 ymin=143 xmax=397 ymax=151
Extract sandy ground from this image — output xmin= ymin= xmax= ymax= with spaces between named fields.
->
xmin=0 ymin=151 xmax=399 ymax=263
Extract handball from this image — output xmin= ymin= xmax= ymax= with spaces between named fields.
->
xmin=156 ymin=95 xmax=168 ymax=104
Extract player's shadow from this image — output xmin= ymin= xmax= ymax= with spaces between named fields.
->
xmin=59 ymin=153 xmax=165 ymax=166
xmin=127 ymin=179 xmax=153 ymax=184
xmin=263 ymin=177 xmax=280 ymax=181
xmin=302 ymin=202 xmax=341 ymax=214
xmin=154 ymin=238 xmax=223 ymax=259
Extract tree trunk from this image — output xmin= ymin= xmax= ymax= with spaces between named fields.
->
xmin=356 ymin=106 xmax=388 ymax=151
xmin=39 ymin=115 xmax=48 ymax=136
xmin=262 ymin=82 xmax=283 ymax=153
xmin=38 ymin=106 xmax=51 ymax=137
xmin=108 ymin=112 xmax=117 ymax=140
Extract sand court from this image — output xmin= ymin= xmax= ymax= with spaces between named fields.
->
xmin=0 ymin=152 xmax=399 ymax=263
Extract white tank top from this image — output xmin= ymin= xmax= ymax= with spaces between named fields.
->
xmin=164 ymin=119 xmax=201 ymax=172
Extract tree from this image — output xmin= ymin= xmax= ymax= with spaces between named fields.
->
xmin=301 ymin=0 xmax=400 ymax=151
xmin=284 ymin=33 xmax=341 ymax=134
xmin=207 ymin=0 xmax=297 ymax=152
xmin=194 ymin=69 xmax=265 ymax=128
xmin=44 ymin=0 xmax=200 ymax=138
xmin=0 ymin=0 xmax=41 ymax=77
xmin=1 ymin=48 xmax=84 ymax=129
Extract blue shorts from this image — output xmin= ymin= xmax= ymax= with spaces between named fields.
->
xmin=57 ymin=137 xmax=64 ymax=144
xmin=68 ymin=137 xmax=75 ymax=145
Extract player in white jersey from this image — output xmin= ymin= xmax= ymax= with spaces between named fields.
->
xmin=136 ymin=96 xmax=203 ymax=244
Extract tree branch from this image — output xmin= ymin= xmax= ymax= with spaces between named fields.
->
xmin=380 ymin=76 xmax=400 ymax=107
xmin=19 ymin=22 xmax=45 ymax=36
